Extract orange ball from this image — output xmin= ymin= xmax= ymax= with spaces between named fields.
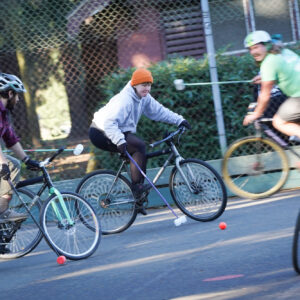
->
xmin=219 ymin=222 xmax=227 ymax=230
xmin=57 ymin=255 xmax=66 ymax=265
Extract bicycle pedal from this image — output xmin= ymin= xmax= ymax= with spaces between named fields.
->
xmin=136 ymin=197 xmax=148 ymax=207
xmin=100 ymin=199 xmax=110 ymax=208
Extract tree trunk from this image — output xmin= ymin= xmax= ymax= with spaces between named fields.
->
xmin=16 ymin=50 xmax=41 ymax=147
xmin=60 ymin=44 xmax=89 ymax=139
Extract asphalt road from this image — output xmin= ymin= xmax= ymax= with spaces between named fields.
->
xmin=1 ymin=189 xmax=300 ymax=300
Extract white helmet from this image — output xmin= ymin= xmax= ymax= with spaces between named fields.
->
xmin=0 ymin=73 xmax=26 ymax=93
xmin=244 ymin=31 xmax=271 ymax=48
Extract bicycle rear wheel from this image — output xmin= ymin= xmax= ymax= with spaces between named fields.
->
xmin=222 ymin=137 xmax=289 ymax=199
xmin=76 ymin=170 xmax=137 ymax=235
xmin=0 ymin=188 xmax=42 ymax=259
xmin=40 ymin=192 xmax=101 ymax=260
xmin=170 ymin=159 xmax=227 ymax=221
xmin=292 ymin=210 xmax=300 ymax=275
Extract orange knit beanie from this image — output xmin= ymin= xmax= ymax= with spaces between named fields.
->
xmin=131 ymin=68 xmax=153 ymax=86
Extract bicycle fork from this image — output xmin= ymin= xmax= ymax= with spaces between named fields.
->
xmin=172 ymin=144 xmax=196 ymax=194
xmin=49 ymin=187 xmax=74 ymax=226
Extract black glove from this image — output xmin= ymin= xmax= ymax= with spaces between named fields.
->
xmin=0 ymin=163 xmax=10 ymax=180
xmin=117 ymin=143 xmax=127 ymax=155
xmin=23 ymin=156 xmax=40 ymax=171
xmin=179 ymin=120 xmax=191 ymax=130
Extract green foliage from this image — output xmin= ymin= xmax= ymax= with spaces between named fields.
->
xmin=91 ymin=52 xmax=260 ymax=170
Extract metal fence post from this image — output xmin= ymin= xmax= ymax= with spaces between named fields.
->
xmin=200 ymin=0 xmax=227 ymax=155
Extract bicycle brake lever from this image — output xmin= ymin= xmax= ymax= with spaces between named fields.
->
xmin=39 ymin=157 xmax=50 ymax=167
xmin=177 ymin=128 xmax=185 ymax=144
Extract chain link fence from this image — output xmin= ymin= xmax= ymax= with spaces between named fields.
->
xmin=0 ymin=0 xmax=299 ymax=182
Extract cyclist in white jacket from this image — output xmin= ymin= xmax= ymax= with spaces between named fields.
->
xmin=90 ymin=68 xmax=190 ymax=212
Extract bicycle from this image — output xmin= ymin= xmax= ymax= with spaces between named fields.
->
xmin=292 ymin=210 xmax=300 ymax=274
xmin=222 ymin=114 xmax=300 ymax=199
xmin=76 ymin=127 xmax=227 ymax=235
xmin=0 ymin=147 xmax=101 ymax=260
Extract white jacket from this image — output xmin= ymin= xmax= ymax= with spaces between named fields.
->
xmin=92 ymin=81 xmax=184 ymax=146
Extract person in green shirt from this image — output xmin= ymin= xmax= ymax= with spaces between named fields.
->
xmin=243 ymin=30 xmax=300 ymax=139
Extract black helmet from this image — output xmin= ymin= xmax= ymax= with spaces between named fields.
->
xmin=0 ymin=73 xmax=26 ymax=93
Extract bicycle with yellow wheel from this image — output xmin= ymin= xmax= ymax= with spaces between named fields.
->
xmin=222 ymin=117 xmax=299 ymax=199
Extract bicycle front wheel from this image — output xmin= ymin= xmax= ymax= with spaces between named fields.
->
xmin=40 ymin=192 xmax=101 ymax=260
xmin=222 ymin=137 xmax=289 ymax=199
xmin=0 ymin=188 xmax=42 ymax=259
xmin=76 ymin=170 xmax=137 ymax=235
xmin=170 ymin=159 xmax=227 ymax=221
xmin=292 ymin=211 xmax=300 ymax=275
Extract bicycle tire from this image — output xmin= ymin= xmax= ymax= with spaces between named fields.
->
xmin=76 ymin=170 xmax=137 ymax=235
xmin=292 ymin=210 xmax=300 ymax=275
xmin=40 ymin=192 xmax=101 ymax=260
xmin=170 ymin=159 xmax=227 ymax=221
xmin=222 ymin=136 xmax=289 ymax=199
xmin=0 ymin=188 xmax=43 ymax=259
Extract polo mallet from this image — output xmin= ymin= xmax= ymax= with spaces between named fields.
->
xmin=126 ymin=151 xmax=187 ymax=226
xmin=3 ymin=144 xmax=84 ymax=154
xmin=173 ymin=79 xmax=252 ymax=90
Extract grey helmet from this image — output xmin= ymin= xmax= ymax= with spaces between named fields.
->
xmin=0 ymin=73 xmax=26 ymax=93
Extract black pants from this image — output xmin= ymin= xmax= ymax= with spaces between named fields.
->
xmin=89 ymin=127 xmax=147 ymax=184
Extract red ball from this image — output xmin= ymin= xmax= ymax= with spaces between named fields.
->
xmin=219 ymin=222 xmax=227 ymax=230
xmin=57 ymin=255 xmax=66 ymax=265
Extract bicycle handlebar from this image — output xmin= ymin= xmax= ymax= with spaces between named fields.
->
xmin=16 ymin=146 xmax=81 ymax=189
xmin=149 ymin=127 xmax=185 ymax=148
xmin=16 ymin=148 xmax=65 ymax=188
xmin=39 ymin=147 xmax=65 ymax=167
xmin=255 ymin=118 xmax=273 ymax=123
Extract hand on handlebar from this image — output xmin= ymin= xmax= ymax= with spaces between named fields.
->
xmin=23 ymin=156 xmax=41 ymax=171
xmin=117 ymin=143 xmax=127 ymax=155
xmin=179 ymin=119 xmax=191 ymax=130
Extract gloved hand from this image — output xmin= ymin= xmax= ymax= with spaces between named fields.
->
xmin=117 ymin=143 xmax=127 ymax=155
xmin=0 ymin=164 xmax=10 ymax=180
xmin=179 ymin=119 xmax=191 ymax=130
xmin=23 ymin=156 xmax=40 ymax=171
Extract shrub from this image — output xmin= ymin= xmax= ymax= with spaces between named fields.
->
xmin=87 ymin=52 xmax=262 ymax=171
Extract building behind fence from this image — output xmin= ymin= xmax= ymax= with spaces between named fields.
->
xmin=0 ymin=0 xmax=299 ymax=180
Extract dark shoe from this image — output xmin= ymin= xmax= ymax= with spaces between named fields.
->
xmin=137 ymin=206 xmax=147 ymax=216
xmin=132 ymin=183 xmax=152 ymax=200
xmin=0 ymin=209 xmax=27 ymax=223
xmin=135 ymin=197 xmax=148 ymax=216
xmin=0 ymin=245 xmax=10 ymax=254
